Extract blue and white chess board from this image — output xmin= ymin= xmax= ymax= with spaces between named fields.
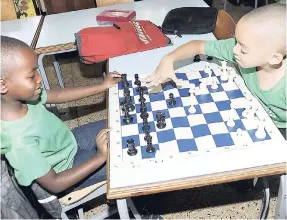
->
xmin=108 ymin=62 xmax=286 ymax=189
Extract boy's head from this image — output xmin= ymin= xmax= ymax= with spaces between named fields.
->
xmin=1 ymin=36 xmax=42 ymax=102
xmin=233 ymin=3 xmax=286 ymax=69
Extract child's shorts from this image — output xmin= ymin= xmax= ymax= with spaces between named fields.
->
xmin=71 ymin=119 xmax=107 ymax=190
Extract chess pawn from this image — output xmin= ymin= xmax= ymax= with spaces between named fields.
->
xmin=127 ymin=138 xmax=137 ymax=156
xmin=199 ymin=81 xmax=206 ymax=89
xmin=146 ymin=141 xmax=155 ymax=153
xmin=188 ymin=105 xmax=196 ymax=114
xmin=221 ymin=69 xmax=228 ymax=81
xmin=211 ymin=79 xmax=218 ymax=90
xmin=227 ymin=117 xmax=235 ymax=127
xmin=255 ymin=124 xmax=266 ymax=139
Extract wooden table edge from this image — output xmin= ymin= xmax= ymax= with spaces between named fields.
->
xmin=30 ymin=15 xmax=45 ymax=50
xmin=107 ymin=162 xmax=286 ymax=200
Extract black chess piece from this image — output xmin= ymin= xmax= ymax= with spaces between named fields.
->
xmin=121 ymin=74 xmax=129 ymax=87
xmin=146 ymin=141 xmax=155 ymax=153
xmin=123 ymin=108 xmax=133 ymax=124
xmin=207 ymin=56 xmax=213 ymax=61
xmin=156 ymin=115 xmax=166 ymax=129
xmin=156 ymin=111 xmax=164 ymax=121
xmin=134 ymin=74 xmax=141 ymax=86
xmin=136 ymin=83 xmax=142 ymax=92
xmin=124 ymin=95 xmax=135 ymax=112
xmin=193 ymin=54 xmax=201 ymax=62
xmin=168 ymin=93 xmax=176 ymax=106
xmin=140 ymin=105 xmax=147 ymax=113
xmin=144 ymin=133 xmax=152 ymax=142
xmin=142 ymin=121 xmax=150 ymax=132
xmin=140 ymin=111 xmax=149 ymax=119
xmin=127 ymin=138 xmax=137 ymax=156
xmin=139 ymin=95 xmax=146 ymax=103
xmin=123 ymin=88 xmax=130 ymax=97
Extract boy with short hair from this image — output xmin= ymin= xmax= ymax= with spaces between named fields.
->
xmin=144 ymin=3 xmax=286 ymax=138
xmin=1 ymin=36 xmax=121 ymax=193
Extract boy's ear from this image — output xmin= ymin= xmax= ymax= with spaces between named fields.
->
xmin=1 ymin=78 xmax=8 ymax=94
xmin=269 ymin=53 xmax=284 ymax=65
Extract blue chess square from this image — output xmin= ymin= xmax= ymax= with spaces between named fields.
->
xmin=200 ymin=71 xmax=209 ymax=78
xmin=149 ymin=93 xmax=165 ymax=102
xmin=178 ymin=88 xmax=190 ymax=97
xmin=248 ymin=129 xmax=271 ymax=142
xmin=171 ymin=117 xmax=190 ymax=128
xmin=118 ymin=80 xmax=133 ymax=90
xmin=189 ymin=79 xmax=200 ymax=87
xmin=122 ymin=135 xmax=140 ymax=149
xmin=166 ymin=97 xmax=183 ymax=108
xmin=176 ymin=73 xmax=188 ymax=81
xmin=135 ymin=102 xmax=152 ymax=113
xmin=235 ymin=108 xmax=245 ymax=119
xmin=119 ymin=97 xmax=135 ymax=105
xmin=177 ymin=139 xmax=198 ymax=152
xmin=141 ymin=144 xmax=160 ymax=159
xmin=157 ymin=129 xmax=176 ymax=143
xmin=120 ymin=114 xmax=137 ymax=126
xmin=137 ymin=121 xmax=156 ymax=134
xmin=152 ymin=109 xmax=170 ymax=119
xmin=133 ymin=87 xmax=148 ymax=96
xmin=213 ymin=133 xmax=234 ymax=147
xmin=215 ymin=100 xmax=231 ymax=111
xmin=226 ymin=89 xmax=244 ymax=99
xmin=196 ymin=94 xmax=214 ymax=104
xmin=191 ymin=124 xmax=211 ymax=138
xmin=204 ymin=112 xmax=224 ymax=123
xmin=225 ymin=119 xmax=246 ymax=132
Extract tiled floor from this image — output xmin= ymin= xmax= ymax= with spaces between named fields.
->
xmin=43 ymin=0 xmax=281 ymax=218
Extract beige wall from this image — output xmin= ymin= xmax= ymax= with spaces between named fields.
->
xmin=1 ymin=0 xmax=17 ymax=21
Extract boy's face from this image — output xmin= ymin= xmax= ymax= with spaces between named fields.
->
xmin=233 ymin=19 xmax=274 ymax=68
xmin=1 ymin=48 xmax=42 ymax=101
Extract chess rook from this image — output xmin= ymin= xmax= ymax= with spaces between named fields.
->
xmin=127 ymin=138 xmax=137 ymax=156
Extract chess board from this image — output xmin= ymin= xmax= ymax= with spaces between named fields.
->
xmin=108 ymin=61 xmax=287 ymax=189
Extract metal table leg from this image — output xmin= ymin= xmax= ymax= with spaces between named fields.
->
xmin=275 ymin=174 xmax=287 ymax=219
xmin=117 ymin=199 xmax=130 ymax=219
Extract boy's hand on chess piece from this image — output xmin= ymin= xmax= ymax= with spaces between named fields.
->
xmin=96 ymin=129 xmax=110 ymax=160
xmin=103 ymin=72 xmax=122 ymax=89
xmin=143 ymin=55 xmax=182 ymax=87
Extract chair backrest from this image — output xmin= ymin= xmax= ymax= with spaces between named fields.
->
xmin=96 ymin=0 xmax=134 ymax=7
xmin=213 ymin=10 xmax=236 ymax=40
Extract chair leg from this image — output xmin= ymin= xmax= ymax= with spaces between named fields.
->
xmin=127 ymin=198 xmax=142 ymax=219
xmin=224 ymin=0 xmax=227 ymax=10
xmin=255 ymin=0 xmax=258 ymax=8
xmin=265 ymin=0 xmax=268 ymax=5
xmin=259 ymin=177 xmax=270 ymax=219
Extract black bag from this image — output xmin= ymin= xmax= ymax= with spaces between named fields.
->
xmin=161 ymin=7 xmax=218 ymax=36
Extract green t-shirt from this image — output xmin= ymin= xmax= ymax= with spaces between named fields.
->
xmin=205 ymin=38 xmax=286 ymax=128
xmin=1 ymin=90 xmax=77 ymax=186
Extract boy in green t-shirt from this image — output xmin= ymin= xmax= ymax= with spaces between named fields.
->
xmin=144 ymin=3 xmax=286 ymax=138
xmin=0 ymin=36 xmax=121 ymax=193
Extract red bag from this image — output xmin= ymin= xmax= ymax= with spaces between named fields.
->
xmin=75 ymin=20 xmax=171 ymax=63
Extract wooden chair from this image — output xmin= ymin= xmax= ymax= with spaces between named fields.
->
xmin=213 ymin=9 xmax=236 ymax=40
xmin=224 ymin=0 xmax=268 ymax=11
xmin=96 ymin=0 xmax=134 ymax=7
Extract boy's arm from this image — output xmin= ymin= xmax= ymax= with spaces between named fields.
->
xmin=46 ymin=72 xmax=121 ymax=104
xmin=37 ymin=129 xmax=108 ymax=193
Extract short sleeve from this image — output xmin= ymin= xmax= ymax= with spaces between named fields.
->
xmin=5 ymin=137 xmax=51 ymax=186
xmin=205 ymin=38 xmax=237 ymax=62
xmin=0 ymin=132 xmax=11 ymax=154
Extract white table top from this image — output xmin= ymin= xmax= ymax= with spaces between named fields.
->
xmin=36 ymin=0 xmax=210 ymax=48
xmin=1 ymin=16 xmax=42 ymax=46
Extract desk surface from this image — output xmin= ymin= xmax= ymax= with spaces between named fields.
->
xmin=1 ymin=16 xmax=42 ymax=47
xmin=36 ymin=0 xmax=209 ymax=48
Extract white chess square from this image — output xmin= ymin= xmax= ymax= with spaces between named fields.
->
xmin=199 ymin=102 xmax=218 ymax=114
xmin=139 ymin=132 xmax=159 ymax=146
xmin=118 ymin=88 xmax=134 ymax=98
xmin=154 ymin=118 xmax=173 ymax=132
xmin=187 ymin=114 xmax=207 ymax=126
xmin=186 ymin=71 xmax=202 ymax=80
xmin=174 ymin=127 xmax=193 ymax=140
xmin=212 ymin=67 xmax=222 ymax=76
xmin=231 ymin=130 xmax=253 ymax=146
xmin=208 ymin=122 xmax=229 ymax=134
xmin=181 ymin=96 xmax=197 ymax=107
xmin=195 ymin=135 xmax=217 ymax=151
xmin=121 ymin=124 xmax=139 ymax=136
xmin=220 ymin=109 xmax=240 ymax=121
xmin=134 ymin=94 xmax=150 ymax=105
xmin=169 ymin=107 xmax=186 ymax=118
xmin=221 ymin=81 xmax=239 ymax=91
xmin=150 ymin=100 xmax=168 ymax=111
xmin=163 ymin=88 xmax=180 ymax=99
xmin=158 ymin=140 xmax=179 ymax=156
xmin=241 ymin=118 xmax=260 ymax=130
xmin=211 ymin=91 xmax=229 ymax=102
xmin=195 ymin=87 xmax=209 ymax=95
xmin=136 ymin=112 xmax=155 ymax=123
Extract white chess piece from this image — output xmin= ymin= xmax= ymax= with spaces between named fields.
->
xmin=236 ymin=128 xmax=243 ymax=137
xmin=221 ymin=60 xmax=227 ymax=69
xmin=188 ymin=105 xmax=196 ymax=114
xmin=228 ymin=74 xmax=234 ymax=84
xmin=255 ymin=124 xmax=266 ymax=139
xmin=211 ymin=79 xmax=218 ymax=89
xmin=227 ymin=117 xmax=235 ymax=127
xmin=205 ymin=64 xmax=212 ymax=75
xmin=221 ymin=69 xmax=228 ymax=81
xmin=189 ymin=84 xmax=196 ymax=94
xmin=199 ymin=81 xmax=206 ymax=89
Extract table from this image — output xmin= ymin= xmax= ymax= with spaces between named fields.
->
xmin=1 ymin=16 xmax=44 ymax=49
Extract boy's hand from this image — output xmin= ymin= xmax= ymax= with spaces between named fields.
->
xmin=143 ymin=55 xmax=182 ymax=87
xmin=96 ymin=129 xmax=110 ymax=160
xmin=103 ymin=72 xmax=122 ymax=90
